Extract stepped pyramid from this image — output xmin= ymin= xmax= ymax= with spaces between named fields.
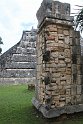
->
xmin=0 ymin=28 xmax=37 ymax=84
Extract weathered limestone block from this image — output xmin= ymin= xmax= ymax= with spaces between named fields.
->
xmin=65 ymin=36 xmax=70 ymax=45
xmin=77 ymin=75 xmax=81 ymax=84
xmin=26 ymin=48 xmax=36 ymax=54
xmin=66 ymin=97 xmax=71 ymax=104
xmin=1 ymin=69 xmax=36 ymax=78
xmin=51 ymin=51 xmax=58 ymax=58
xmin=76 ymin=95 xmax=81 ymax=103
xmin=58 ymin=60 xmax=65 ymax=64
xmin=16 ymin=47 xmax=22 ymax=54
xmin=57 ymin=28 xmax=63 ymax=34
xmin=59 ymin=101 xmax=65 ymax=107
xmin=77 ymin=85 xmax=81 ymax=95
xmin=58 ymin=63 xmax=66 ymax=68
xmin=66 ymin=75 xmax=71 ymax=85
xmin=58 ymin=52 xmax=65 ymax=59
xmin=77 ymin=65 xmax=81 ymax=74
xmin=46 ymin=25 xmax=57 ymax=32
xmin=72 ymin=64 xmax=77 ymax=74
xmin=6 ymin=62 xmax=36 ymax=69
xmin=58 ymin=40 xmax=64 ymax=47
xmin=71 ymin=85 xmax=77 ymax=96
xmin=71 ymin=46 xmax=81 ymax=55
xmin=52 ymin=73 xmax=60 ymax=78
xmin=64 ymin=49 xmax=71 ymax=58
xmin=65 ymin=58 xmax=71 ymax=63
xmin=47 ymin=42 xmax=58 ymax=47
xmin=59 ymin=88 xmax=66 ymax=95
xmin=76 ymin=55 xmax=81 ymax=64
xmin=12 ymin=54 xmax=36 ymax=62
xmin=66 ymin=89 xmax=71 ymax=95
xmin=72 ymin=38 xmax=80 ymax=46
xmin=63 ymin=30 xmax=69 ymax=36
xmin=58 ymin=34 xmax=64 ymax=40
xmin=66 ymin=67 xmax=71 ymax=75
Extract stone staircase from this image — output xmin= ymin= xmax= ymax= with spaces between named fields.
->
xmin=0 ymin=29 xmax=37 ymax=84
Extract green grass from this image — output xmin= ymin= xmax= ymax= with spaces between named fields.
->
xmin=0 ymin=85 xmax=44 ymax=124
xmin=0 ymin=85 xmax=83 ymax=124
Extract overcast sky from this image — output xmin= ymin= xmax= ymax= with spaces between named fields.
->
xmin=0 ymin=0 xmax=83 ymax=53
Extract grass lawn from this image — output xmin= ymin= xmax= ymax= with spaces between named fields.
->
xmin=0 ymin=85 xmax=44 ymax=124
xmin=0 ymin=85 xmax=83 ymax=124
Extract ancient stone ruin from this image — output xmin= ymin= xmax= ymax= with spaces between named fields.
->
xmin=32 ymin=0 xmax=83 ymax=118
xmin=0 ymin=28 xmax=37 ymax=84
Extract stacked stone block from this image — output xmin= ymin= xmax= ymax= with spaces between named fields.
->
xmin=32 ymin=0 xmax=83 ymax=118
xmin=36 ymin=24 xmax=81 ymax=107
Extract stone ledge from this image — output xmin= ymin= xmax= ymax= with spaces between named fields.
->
xmin=38 ymin=17 xmax=74 ymax=33
xmin=32 ymin=97 xmax=83 ymax=118
xmin=0 ymin=77 xmax=36 ymax=84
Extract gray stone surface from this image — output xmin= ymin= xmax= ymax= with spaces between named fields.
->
xmin=0 ymin=69 xmax=36 ymax=78
xmin=36 ymin=0 xmax=74 ymax=26
xmin=32 ymin=97 xmax=83 ymax=118
xmin=0 ymin=77 xmax=36 ymax=84
xmin=6 ymin=62 xmax=36 ymax=69
xmin=12 ymin=54 xmax=36 ymax=62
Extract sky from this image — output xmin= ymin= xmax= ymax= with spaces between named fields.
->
xmin=0 ymin=0 xmax=83 ymax=53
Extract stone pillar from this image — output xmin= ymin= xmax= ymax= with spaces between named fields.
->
xmin=32 ymin=0 xmax=83 ymax=118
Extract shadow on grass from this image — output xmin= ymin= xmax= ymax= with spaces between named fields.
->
xmin=44 ymin=112 xmax=83 ymax=124
xmin=0 ymin=106 xmax=44 ymax=124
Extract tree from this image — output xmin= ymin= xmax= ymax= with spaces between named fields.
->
xmin=75 ymin=7 xmax=83 ymax=32
xmin=0 ymin=37 xmax=3 ymax=45
xmin=0 ymin=37 xmax=3 ymax=53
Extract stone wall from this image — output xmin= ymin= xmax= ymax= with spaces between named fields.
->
xmin=0 ymin=28 xmax=37 ymax=84
xmin=32 ymin=0 xmax=83 ymax=118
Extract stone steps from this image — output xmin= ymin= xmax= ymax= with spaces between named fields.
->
xmin=0 ymin=29 xmax=37 ymax=83
xmin=5 ymin=62 xmax=36 ymax=69
xmin=0 ymin=69 xmax=36 ymax=78
xmin=12 ymin=54 xmax=36 ymax=62
xmin=0 ymin=77 xmax=36 ymax=84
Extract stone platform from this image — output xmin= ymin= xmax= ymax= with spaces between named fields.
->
xmin=32 ymin=97 xmax=83 ymax=118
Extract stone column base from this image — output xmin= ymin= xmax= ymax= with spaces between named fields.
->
xmin=32 ymin=97 xmax=83 ymax=118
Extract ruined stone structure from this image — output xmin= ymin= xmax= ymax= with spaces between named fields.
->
xmin=0 ymin=29 xmax=37 ymax=84
xmin=32 ymin=0 xmax=83 ymax=118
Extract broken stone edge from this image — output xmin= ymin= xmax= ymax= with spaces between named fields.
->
xmin=32 ymin=97 xmax=83 ymax=118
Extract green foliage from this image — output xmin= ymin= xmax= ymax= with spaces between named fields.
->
xmin=75 ymin=8 xmax=83 ymax=32
xmin=0 ymin=47 xmax=2 ymax=53
xmin=0 ymin=36 xmax=3 ymax=53
xmin=0 ymin=37 xmax=3 ymax=44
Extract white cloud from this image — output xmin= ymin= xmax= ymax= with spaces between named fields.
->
xmin=0 ymin=0 xmax=83 ymax=53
